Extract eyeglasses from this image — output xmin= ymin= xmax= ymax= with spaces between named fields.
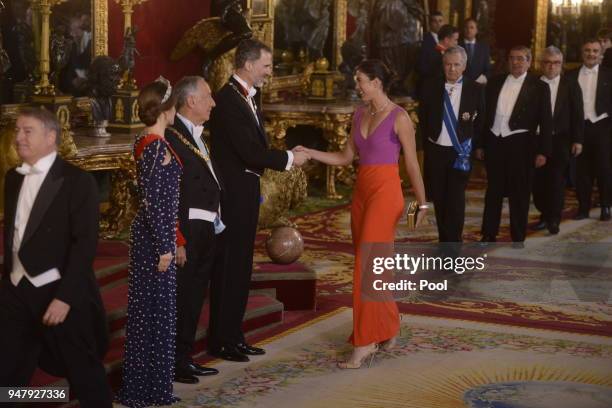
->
xmin=542 ymin=60 xmax=562 ymax=66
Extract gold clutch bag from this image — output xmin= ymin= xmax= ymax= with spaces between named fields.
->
xmin=406 ymin=200 xmax=420 ymax=229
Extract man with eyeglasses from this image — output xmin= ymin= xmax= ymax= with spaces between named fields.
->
xmin=475 ymin=45 xmax=552 ymax=247
xmin=567 ymin=39 xmax=612 ymax=221
xmin=531 ymin=46 xmax=584 ymax=234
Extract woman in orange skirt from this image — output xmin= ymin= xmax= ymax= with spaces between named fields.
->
xmin=296 ymin=60 xmax=427 ymax=368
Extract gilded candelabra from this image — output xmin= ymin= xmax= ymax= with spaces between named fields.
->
xmin=114 ymin=0 xmax=149 ymax=34
xmin=32 ymin=0 xmax=67 ymax=96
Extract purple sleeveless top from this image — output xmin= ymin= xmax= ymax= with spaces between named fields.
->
xmin=353 ymin=106 xmax=402 ymax=165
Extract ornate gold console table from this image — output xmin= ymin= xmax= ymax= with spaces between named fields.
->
xmin=263 ymin=96 xmax=416 ymax=199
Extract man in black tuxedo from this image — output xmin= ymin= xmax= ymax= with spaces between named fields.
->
xmin=531 ymin=46 xmax=584 ymax=234
xmin=476 ymin=46 xmax=553 ymax=245
xmin=164 ymin=76 xmax=221 ymax=383
xmin=460 ymin=18 xmax=490 ymax=84
xmin=417 ymin=24 xmax=459 ymax=95
xmin=420 ymin=46 xmax=485 ymax=242
xmin=209 ymin=39 xmax=309 ymax=362
xmin=567 ymin=39 xmax=612 ymax=221
xmin=0 ymin=108 xmax=111 ymax=406
xmin=421 ymin=11 xmax=445 ymax=55
xmin=598 ymin=29 xmax=612 ymax=69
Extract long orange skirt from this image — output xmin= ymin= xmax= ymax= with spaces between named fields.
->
xmin=349 ymin=164 xmax=403 ymax=346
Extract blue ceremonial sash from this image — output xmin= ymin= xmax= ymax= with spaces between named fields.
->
xmin=442 ymin=80 xmax=471 ymax=172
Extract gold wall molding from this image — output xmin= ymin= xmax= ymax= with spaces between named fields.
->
xmin=533 ymin=0 xmax=549 ymax=70
xmin=93 ymin=0 xmax=108 ymax=56
xmin=333 ymin=0 xmax=347 ymax=69
xmin=465 ymin=0 xmax=473 ymax=19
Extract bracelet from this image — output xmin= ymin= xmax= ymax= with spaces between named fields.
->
xmin=419 ymin=204 xmax=430 ymax=210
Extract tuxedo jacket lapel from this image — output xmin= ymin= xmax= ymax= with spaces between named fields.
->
xmin=512 ymin=76 xmax=533 ymax=116
xmin=171 ymin=116 xmax=221 ymax=183
xmin=228 ymin=77 xmax=268 ymax=146
xmin=554 ymin=78 xmax=568 ymax=120
xmin=172 ymin=116 xmax=200 ymax=150
xmin=22 ymin=157 xmax=64 ymax=245
xmin=4 ymin=172 xmax=24 ymax=256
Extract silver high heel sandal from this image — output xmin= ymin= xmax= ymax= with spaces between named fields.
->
xmin=337 ymin=343 xmax=379 ymax=369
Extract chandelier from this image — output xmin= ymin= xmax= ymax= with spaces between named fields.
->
xmin=551 ymin=0 xmax=604 ymax=16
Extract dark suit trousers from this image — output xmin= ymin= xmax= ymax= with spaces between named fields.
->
xmin=533 ymin=142 xmax=570 ymax=224
xmin=425 ymin=142 xmax=470 ymax=242
xmin=175 ymin=220 xmax=219 ymax=368
xmin=482 ymin=132 xmax=535 ymax=242
xmin=208 ymin=174 xmax=261 ymax=348
xmin=576 ymin=119 xmax=612 ymax=211
xmin=0 ymin=279 xmax=111 ymax=408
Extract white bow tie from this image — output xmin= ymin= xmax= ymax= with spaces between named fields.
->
xmin=15 ymin=163 xmax=42 ymax=176
xmin=583 ymin=68 xmax=596 ymax=75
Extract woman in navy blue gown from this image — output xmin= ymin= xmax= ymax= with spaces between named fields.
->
xmin=117 ymin=78 xmax=186 ymax=407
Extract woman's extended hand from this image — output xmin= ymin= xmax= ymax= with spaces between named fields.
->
xmin=415 ymin=208 xmax=428 ymax=228
xmin=158 ymin=251 xmax=173 ymax=272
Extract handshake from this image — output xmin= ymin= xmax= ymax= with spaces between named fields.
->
xmin=291 ymin=145 xmax=312 ymax=167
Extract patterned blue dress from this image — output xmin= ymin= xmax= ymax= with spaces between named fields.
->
xmin=117 ymin=134 xmax=182 ymax=407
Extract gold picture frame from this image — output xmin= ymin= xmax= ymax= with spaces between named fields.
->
xmin=251 ymin=0 xmax=347 ymax=101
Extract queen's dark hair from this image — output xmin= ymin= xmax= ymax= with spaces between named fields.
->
xmin=137 ymin=81 xmax=177 ymax=126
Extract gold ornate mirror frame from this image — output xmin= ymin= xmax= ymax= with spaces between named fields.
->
xmin=248 ymin=0 xmax=347 ymax=101
xmin=92 ymin=0 xmax=108 ymax=57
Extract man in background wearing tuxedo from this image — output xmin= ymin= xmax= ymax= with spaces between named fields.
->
xmin=0 ymin=108 xmax=111 ymax=406
xmin=460 ymin=18 xmax=490 ymax=84
xmin=421 ymin=10 xmax=445 ymax=55
xmin=567 ymin=39 xmax=612 ymax=221
xmin=165 ymin=76 xmax=221 ymax=384
xmin=476 ymin=46 xmax=553 ymax=246
xmin=417 ymin=24 xmax=459 ymax=94
xmin=420 ymin=46 xmax=485 ymax=243
xmin=531 ymin=46 xmax=584 ymax=235
xmin=208 ymin=39 xmax=309 ymax=362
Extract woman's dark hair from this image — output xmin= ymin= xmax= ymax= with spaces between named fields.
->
xmin=137 ymin=80 xmax=177 ymax=126
xmin=355 ymin=59 xmax=395 ymax=93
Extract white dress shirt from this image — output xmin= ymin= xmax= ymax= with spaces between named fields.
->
xmin=540 ymin=74 xmax=560 ymax=114
xmin=232 ymin=73 xmax=294 ymax=172
xmin=431 ymin=32 xmax=438 ymax=44
xmin=11 ymin=151 xmax=62 ymax=287
xmin=432 ymin=79 xmax=463 ymax=146
xmin=578 ymin=64 xmax=609 ymax=123
xmin=491 ymin=72 xmax=529 ymax=137
xmin=176 ymin=113 xmax=222 ymax=225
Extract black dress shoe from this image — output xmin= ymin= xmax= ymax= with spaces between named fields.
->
xmin=573 ymin=211 xmax=589 ymax=220
xmin=188 ymin=363 xmax=219 ymax=376
xmin=547 ymin=222 xmax=560 ymax=235
xmin=235 ymin=343 xmax=266 ymax=356
xmin=511 ymin=242 xmax=525 ymax=249
xmin=601 ymin=207 xmax=611 ymax=221
xmin=209 ymin=346 xmax=250 ymax=362
xmin=174 ymin=371 xmax=199 ymax=384
xmin=479 ymin=235 xmax=496 ymax=246
xmin=531 ymin=220 xmax=547 ymax=231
